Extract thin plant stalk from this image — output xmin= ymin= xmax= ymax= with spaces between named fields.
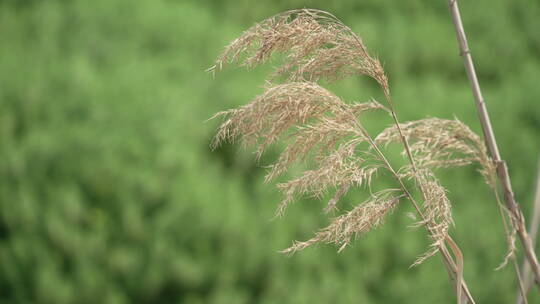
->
xmin=496 ymin=196 xmax=528 ymax=304
xmin=447 ymin=0 xmax=540 ymax=290
xmin=517 ymin=156 xmax=540 ymax=304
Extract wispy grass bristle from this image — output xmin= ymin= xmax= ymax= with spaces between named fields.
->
xmin=209 ymin=9 xmax=388 ymax=90
xmin=282 ymin=190 xmax=404 ymax=254
xmin=376 ymin=118 xmax=494 ymax=180
xmin=411 ymin=169 xmax=453 ymax=266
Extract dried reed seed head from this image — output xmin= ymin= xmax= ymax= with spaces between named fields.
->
xmin=211 ymin=81 xmax=386 ymax=163
xmin=282 ymin=190 xmax=403 ymax=254
xmin=375 ymin=118 xmax=517 ymax=268
xmin=265 ymin=99 xmax=386 ymax=182
xmin=275 ymin=140 xmax=382 ymax=216
xmin=209 ymin=9 xmax=389 ymax=91
xmin=209 ymin=81 xmax=387 ymax=217
xmin=411 ymin=169 xmax=453 ymax=266
xmin=210 ymin=82 xmax=344 ymax=152
xmin=209 ymin=9 xmax=476 ymax=268
xmin=375 ymin=118 xmax=496 ymax=183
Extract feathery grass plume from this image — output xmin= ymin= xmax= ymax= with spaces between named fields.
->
xmin=375 ymin=118 xmax=493 ymax=178
xmin=375 ymin=118 xmax=517 ymax=267
xmin=208 ymin=9 xmax=388 ymax=90
xmin=209 ymin=7 xmax=456 ymax=265
xmin=209 ymin=9 xmax=477 ymax=302
xmin=265 ymin=98 xmax=386 ymax=183
xmin=411 ymin=169 xmax=453 ymax=266
xmin=211 ymin=81 xmax=386 ymax=216
xmin=210 ymin=82 xmax=346 ymax=155
xmin=275 ymin=140 xmax=381 ymax=217
xmin=283 ymin=190 xmax=404 ymax=254
xmin=210 ymin=82 xmax=386 ymax=159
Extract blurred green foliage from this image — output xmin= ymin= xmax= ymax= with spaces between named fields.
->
xmin=0 ymin=0 xmax=539 ymax=303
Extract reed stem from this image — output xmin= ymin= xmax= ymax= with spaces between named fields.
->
xmin=447 ymin=0 xmax=540 ymax=291
xmin=516 ymin=157 xmax=540 ymax=303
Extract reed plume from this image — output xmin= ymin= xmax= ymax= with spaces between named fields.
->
xmin=206 ymin=9 xmax=517 ymax=303
xmin=208 ymin=9 xmax=387 ymax=89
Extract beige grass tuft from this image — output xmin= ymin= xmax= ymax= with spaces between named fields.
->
xmin=208 ymin=7 xmax=473 ymax=265
xmin=282 ymin=190 xmax=404 ymax=254
xmin=208 ymin=9 xmax=388 ymax=91
xmin=206 ymin=8 xmax=507 ymax=302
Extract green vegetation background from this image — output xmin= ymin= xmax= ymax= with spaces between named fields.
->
xmin=1 ymin=0 xmax=539 ymax=303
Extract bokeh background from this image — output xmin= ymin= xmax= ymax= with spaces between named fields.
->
xmin=1 ymin=0 xmax=539 ymax=303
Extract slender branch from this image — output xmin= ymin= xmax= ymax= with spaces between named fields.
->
xmin=445 ymin=236 xmax=464 ymax=304
xmin=517 ymin=156 xmax=540 ymax=304
xmin=447 ymin=0 xmax=540 ymax=290
xmin=489 ymin=179 xmax=530 ymax=304
xmin=515 ymin=257 xmax=529 ymax=304
xmin=496 ymin=193 xmax=527 ymax=303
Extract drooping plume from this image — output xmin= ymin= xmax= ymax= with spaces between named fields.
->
xmin=209 ymin=9 xmax=491 ymax=275
xmin=283 ymin=190 xmax=403 ymax=254
xmin=211 ymin=82 xmax=387 ymax=217
xmin=208 ymin=9 xmax=389 ymax=92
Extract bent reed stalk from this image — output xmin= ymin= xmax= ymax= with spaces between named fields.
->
xmin=516 ymin=157 xmax=540 ymax=304
xmin=205 ymin=9 xmax=517 ymax=303
xmin=447 ymin=0 xmax=540 ymax=294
